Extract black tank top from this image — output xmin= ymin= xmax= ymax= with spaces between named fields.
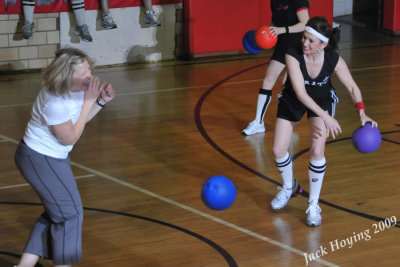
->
xmin=282 ymin=45 xmax=340 ymax=105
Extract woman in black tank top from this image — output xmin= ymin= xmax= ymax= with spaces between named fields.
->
xmin=242 ymin=0 xmax=310 ymax=136
xmin=270 ymin=17 xmax=378 ymax=227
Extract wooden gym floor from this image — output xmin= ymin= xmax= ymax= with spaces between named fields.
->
xmin=1 ymin=22 xmax=400 ymax=267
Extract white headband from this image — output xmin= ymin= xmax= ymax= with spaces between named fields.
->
xmin=305 ymin=26 xmax=329 ymax=43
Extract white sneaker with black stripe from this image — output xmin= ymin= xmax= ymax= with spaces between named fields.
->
xmin=242 ymin=120 xmax=265 ymax=136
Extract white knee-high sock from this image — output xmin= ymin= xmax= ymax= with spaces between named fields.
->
xmin=255 ymin=88 xmax=272 ymax=124
xmin=275 ymin=152 xmax=293 ymax=189
xmin=308 ymin=157 xmax=326 ymax=202
xmin=22 ymin=0 xmax=36 ymax=23
xmin=71 ymin=0 xmax=86 ymax=26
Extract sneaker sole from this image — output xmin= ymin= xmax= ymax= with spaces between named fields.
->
xmin=307 ymin=221 xmax=321 ymax=227
xmin=81 ymin=38 xmax=92 ymax=42
xmin=102 ymin=24 xmax=117 ymax=30
xmin=144 ymin=19 xmax=161 ymax=27
xmin=241 ymin=129 xmax=265 ymax=136
xmin=73 ymin=31 xmax=92 ymax=42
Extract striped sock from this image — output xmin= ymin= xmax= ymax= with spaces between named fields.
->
xmin=22 ymin=0 xmax=35 ymax=23
xmin=275 ymin=152 xmax=293 ymax=189
xmin=308 ymin=157 xmax=326 ymax=202
xmin=71 ymin=0 xmax=85 ymax=26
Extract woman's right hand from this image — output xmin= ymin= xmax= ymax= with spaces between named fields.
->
xmin=322 ymin=115 xmax=342 ymax=139
xmin=84 ymin=76 xmax=101 ymax=104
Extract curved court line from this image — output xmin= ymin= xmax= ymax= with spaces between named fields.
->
xmin=292 ymin=134 xmax=400 ymax=229
xmin=0 ymin=137 xmax=237 ymax=266
xmin=0 ymin=202 xmax=237 ymax=267
xmin=0 ymin=134 xmax=337 ymax=267
xmin=194 ymin=66 xmax=400 ymax=228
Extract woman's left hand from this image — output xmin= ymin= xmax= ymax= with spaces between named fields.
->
xmin=99 ymin=82 xmax=116 ymax=103
xmin=268 ymin=26 xmax=284 ymax=37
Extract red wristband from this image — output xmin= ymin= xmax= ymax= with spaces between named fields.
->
xmin=355 ymin=102 xmax=365 ymax=112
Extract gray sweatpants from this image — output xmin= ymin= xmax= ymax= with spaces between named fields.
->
xmin=15 ymin=140 xmax=83 ymax=265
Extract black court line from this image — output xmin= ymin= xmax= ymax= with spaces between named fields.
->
xmin=0 ymin=202 xmax=238 ymax=267
xmin=194 ymin=64 xmax=400 ymax=229
xmin=0 ymin=251 xmax=44 ymax=267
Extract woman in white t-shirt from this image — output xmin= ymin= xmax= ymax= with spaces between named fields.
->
xmin=14 ymin=47 xmax=115 ymax=267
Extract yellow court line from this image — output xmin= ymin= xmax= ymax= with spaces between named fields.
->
xmin=0 ymin=174 xmax=95 ymax=190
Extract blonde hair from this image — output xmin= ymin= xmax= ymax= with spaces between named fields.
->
xmin=42 ymin=47 xmax=94 ymax=96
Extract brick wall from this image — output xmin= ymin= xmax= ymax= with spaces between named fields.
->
xmin=0 ymin=13 xmax=60 ymax=72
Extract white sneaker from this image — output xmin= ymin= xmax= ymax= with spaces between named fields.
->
xmin=102 ymin=12 xmax=117 ymax=30
xmin=22 ymin=22 xmax=34 ymax=39
xmin=144 ymin=10 xmax=161 ymax=27
xmin=306 ymin=200 xmax=322 ymax=227
xmin=270 ymin=180 xmax=302 ymax=210
xmin=242 ymin=120 xmax=265 ymax=136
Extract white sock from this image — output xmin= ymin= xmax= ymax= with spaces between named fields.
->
xmin=22 ymin=0 xmax=35 ymax=23
xmin=308 ymin=157 xmax=326 ymax=202
xmin=275 ymin=152 xmax=293 ymax=189
xmin=71 ymin=0 xmax=86 ymax=26
xmin=255 ymin=88 xmax=272 ymax=124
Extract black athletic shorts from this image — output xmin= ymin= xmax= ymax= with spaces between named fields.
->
xmin=276 ymin=89 xmax=339 ymax=122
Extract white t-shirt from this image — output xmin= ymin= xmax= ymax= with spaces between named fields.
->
xmin=24 ymin=87 xmax=84 ymax=159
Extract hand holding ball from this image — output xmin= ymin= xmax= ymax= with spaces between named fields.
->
xmin=255 ymin=26 xmax=277 ymax=50
xmin=243 ymin=26 xmax=277 ymax=53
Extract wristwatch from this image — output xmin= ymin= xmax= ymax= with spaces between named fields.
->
xmin=96 ymin=98 xmax=106 ymax=107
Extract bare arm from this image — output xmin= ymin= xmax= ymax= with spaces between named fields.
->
xmin=270 ymin=9 xmax=309 ymax=36
xmin=286 ymin=54 xmax=342 ymax=138
xmin=334 ymin=56 xmax=378 ymax=127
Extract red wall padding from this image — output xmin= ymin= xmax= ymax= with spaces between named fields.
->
xmin=0 ymin=0 xmax=182 ymax=14
xmin=383 ymin=0 xmax=400 ymax=32
xmin=184 ymin=0 xmax=333 ymax=56
xmin=184 ymin=0 xmax=270 ymax=55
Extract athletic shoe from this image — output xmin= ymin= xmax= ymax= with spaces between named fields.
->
xmin=270 ymin=179 xmax=302 ymax=210
xmin=74 ymin=24 xmax=93 ymax=42
xmin=144 ymin=10 xmax=161 ymax=27
xmin=242 ymin=120 xmax=265 ymax=136
xmin=22 ymin=22 xmax=34 ymax=39
xmin=102 ymin=12 xmax=117 ymax=30
xmin=306 ymin=200 xmax=322 ymax=227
